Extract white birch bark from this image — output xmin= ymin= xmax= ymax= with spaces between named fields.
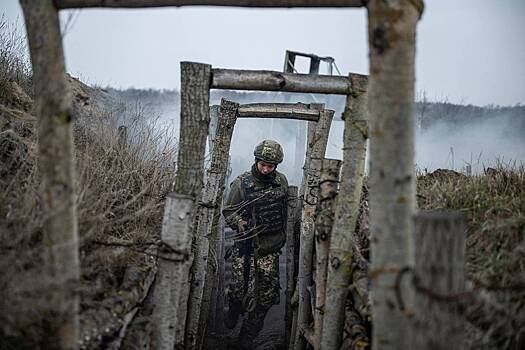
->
xmin=186 ymin=99 xmax=238 ymax=350
xmin=151 ymin=194 xmax=195 ymax=350
xmin=367 ymin=1 xmax=423 ymax=349
xmin=294 ymin=109 xmax=334 ymax=350
xmin=321 ymin=76 xmax=368 ymax=350
xmin=313 ymin=159 xmax=342 ymax=349
xmin=19 ymin=1 xmax=79 ymax=348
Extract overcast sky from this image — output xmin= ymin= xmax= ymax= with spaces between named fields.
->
xmin=2 ymin=0 xmax=524 ymax=106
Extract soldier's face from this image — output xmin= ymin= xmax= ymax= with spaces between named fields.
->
xmin=257 ymin=160 xmax=276 ymax=175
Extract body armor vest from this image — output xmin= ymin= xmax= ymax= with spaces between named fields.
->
xmin=240 ymin=173 xmax=286 ymax=234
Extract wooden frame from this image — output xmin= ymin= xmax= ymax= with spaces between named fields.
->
xmin=21 ymin=0 xmax=424 ymax=349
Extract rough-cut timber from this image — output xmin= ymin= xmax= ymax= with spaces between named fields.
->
xmin=212 ymin=69 xmax=367 ymax=95
xmin=174 ymin=61 xmax=211 ymax=197
xmin=237 ymin=103 xmax=320 ymax=121
xmin=151 ymin=194 xmax=195 ymax=350
xmin=186 ymin=99 xmax=239 ymax=350
xmin=56 ymin=0 xmax=366 ymax=9
xmin=19 ymin=1 xmax=79 ymax=349
xmin=293 ymin=109 xmax=334 ymax=350
xmin=285 ymin=185 xmax=299 ymax=349
xmin=413 ymin=211 xmax=466 ymax=350
xmin=367 ymin=1 xmax=423 ymax=349
xmin=313 ymin=159 xmax=342 ymax=349
xmin=321 ymin=75 xmax=369 ymax=350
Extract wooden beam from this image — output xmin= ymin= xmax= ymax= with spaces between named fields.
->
xmin=211 ymin=68 xmax=366 ymax=95
xmin=237 ymin=102 xmax=321 ymax=121
xmin=56 ymin=0 xmax=366 ymax=9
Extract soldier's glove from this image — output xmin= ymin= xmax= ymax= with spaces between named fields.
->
xmin=237 ymin=219 xmax=248 ymax=232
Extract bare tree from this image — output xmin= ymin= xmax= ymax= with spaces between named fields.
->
xmin=19 ymin=1 xmax=79 ymax=348
xmin=367 ymin=1 xmax=424 ymax=349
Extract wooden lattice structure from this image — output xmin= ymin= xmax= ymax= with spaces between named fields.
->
xmin=19 ymin=1 xmax=431 ymax=350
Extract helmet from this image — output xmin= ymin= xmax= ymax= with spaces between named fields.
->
xmin=253 ymin=140 xmax=284 ymax=165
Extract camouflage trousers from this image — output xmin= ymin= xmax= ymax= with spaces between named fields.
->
xmin=226 ymin=244 xmax=280 ymax=341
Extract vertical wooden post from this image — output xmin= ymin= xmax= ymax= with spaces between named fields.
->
xmin=20 ymin=1 xmax=79 ymax=349
xmin=313 ymin=158 xmax=342 ymax=349
xmin=321 ymin=76 xmax=369 ymax=350
xmin=151 ymin=194 xmax=195 ymax=350
xmin=294 ymin=109 xmax=334 ymax=349
xmin=208 ymin=105 xmax=220 ymax=155
xmin=285 ymin=185 xmax=299 ymax=348
xmin=186 ymin=99 xmax=238 ymax=350
xmin=173 ymin=61 xmax=212 ymax=197
xmin=413 ymin=211 xmax=466 ymax=350
xmin=152 ymin=61 xmax=211 ymax=349
xmin=367 ymin=1 xmax=423 ymax=349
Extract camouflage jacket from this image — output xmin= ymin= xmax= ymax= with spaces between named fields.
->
xmin=223 ymin=168 xmax=289 ymax=256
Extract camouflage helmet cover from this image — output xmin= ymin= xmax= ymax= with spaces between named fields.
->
xmin=254 ymin=140 xmax=284 ymax=165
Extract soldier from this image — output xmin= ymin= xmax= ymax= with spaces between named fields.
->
xmin=222 ymin=139 xmax=289 ymax=348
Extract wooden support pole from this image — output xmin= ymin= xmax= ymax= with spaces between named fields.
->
xmin=151 ymin=194 xmax=195 ymax=350
xmin=237 ymin=102 xmax=321 ymax=121
xmin=152 ymin=61 xmax=210 ymax=349
xmin=174 ymin=61 xmax=211 ymax=197
xmin=367 ymin=1 xmax=423 ymax=349
xmin=19 ymin=1 xmax=79 ymax=349
xmin=293 ymin=109 xmax=334 ymax=350
xmin=413 ymin=211 xmax=466 ymax=350
xmin=321 ymin=75 xmax=369 ymax=350
xmin=56 ymin=0 xmax=366 ymax=9
xmin=313 ymin=158 xmax=342 ymax=349
xmin=186 ymin=99 xmax=238 ymax=350
xmin=285 ymin=185 xmax=299 ymax=349
xmin=212 ymin=69 xmax=367 ymax=95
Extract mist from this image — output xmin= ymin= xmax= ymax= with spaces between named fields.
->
xmin=108 ymin=88 xmax=525 ymax=183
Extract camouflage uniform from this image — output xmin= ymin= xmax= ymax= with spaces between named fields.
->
xmin=223 ymin=140 xmax=288 ymax=347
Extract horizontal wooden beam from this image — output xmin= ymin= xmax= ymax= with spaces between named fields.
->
xmin=237 ymin=102 xmax=322 ymax=121
xmin=211 ymin=68 xmax=367 ymax=95
xmin=55 ymin=0 xmax=366 ymax=9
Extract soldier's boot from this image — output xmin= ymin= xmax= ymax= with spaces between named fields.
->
xmin=238 ymin=306 xmax=268 ymax=348
xmin=225 ymin=300 xmax=243 ymax=329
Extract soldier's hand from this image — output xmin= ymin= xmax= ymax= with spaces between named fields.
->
xmin=237 ymin=219 xmax=248 ymax=232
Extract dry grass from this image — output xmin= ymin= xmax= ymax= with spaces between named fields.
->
xmin=0 ymin=25 xmax=176 ymax=343
xmin=417 ymin=165 xmax=525 ymax=286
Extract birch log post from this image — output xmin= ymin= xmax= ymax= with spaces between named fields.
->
xmin=19 ymin=1 xmax=79 ymax=348
xmin=285 ymin=185 xmax=299 ymax=349
xmin=293 ymin=109 xmax=334 ymax=350
xmin=151 ymin=194 xmax=195 ymax=350
xmin=367 ymin=1 xmax=423 ymax=349
xmin=413 ymin=211 xmax=466 ymax=350
xmin=321 ymin=75 xmax=369 ymax=350
xmin=313 ymin=159 xmax=342 ymax=349
xmin=151 ymin=61 xmax=211 ymax=350
xmin=186 ymin=99 xmax=239 ymax=350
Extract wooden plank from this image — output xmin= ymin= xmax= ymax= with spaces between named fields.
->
xmin=211 ymin=68 xmax=367 ymax=95
xmin=56 ymin=0 xmax=366 ymax=9
xmin=19 ymin=1 xmax=79 ymax=349
xmin=238 ymin=102 xmax=321 ymax=121
xmin=413 ymin=211 xmax=466 ymax=350
xmin=151 ymin=194 xmax=195 ymax=350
